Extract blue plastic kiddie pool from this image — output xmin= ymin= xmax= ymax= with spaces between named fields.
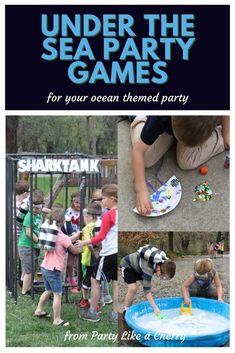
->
xmin=125 ymin=297 xmax=230 ymax=347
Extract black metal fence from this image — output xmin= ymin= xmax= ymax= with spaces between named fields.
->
xmin=6 ymin=153 xmax=117 ymax=303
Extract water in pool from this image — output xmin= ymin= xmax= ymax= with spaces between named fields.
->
xmin=134 ymin=308 xmax=229 ymax=336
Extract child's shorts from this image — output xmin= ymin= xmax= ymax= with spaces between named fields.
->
xmin=189 ymin=282 xmax=217 ymax=299
xmin=82 ymin=266 xmax=94 ymax=289
xmin=92 ymin=253 xmax=117 ymax=282
xmin=18 ymin=246 xmax=38 ymax=273
xmin=121 ymin=267 xmax=143 ymax=284
xmin=41 ymin=267 xmax=63 ymax=295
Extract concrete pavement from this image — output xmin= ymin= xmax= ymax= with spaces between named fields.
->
xmin=118 ymin=120 xmax=229 ymax=232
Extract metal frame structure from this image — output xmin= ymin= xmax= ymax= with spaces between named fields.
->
xmin=6 ymin=153 xmax=116 ymax=303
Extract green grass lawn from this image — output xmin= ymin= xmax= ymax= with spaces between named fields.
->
xmin=34 ymin=176 xmax=81 ymax=206
xmin=6 ymin=290 xmax=117 ymax=347
xmin=8 ymin=177 xmax=116 ymax=346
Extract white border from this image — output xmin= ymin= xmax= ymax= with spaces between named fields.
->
xmin=1 ymin=1 xmax=233 ymax=352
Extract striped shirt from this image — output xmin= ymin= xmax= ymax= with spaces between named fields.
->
xmin=121 ymin=253 xmax=157 ymax=294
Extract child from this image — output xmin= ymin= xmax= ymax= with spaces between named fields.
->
xmin=78 ymin=202 xmax=102 ymax=308
xmin=15 ymin=180 xmax=30 ymax=286
xmin=77 ymin=184 xmax=118 ymax=322
xmin=90 ymin=189 xmax=103 ymax=203
xmin=90 ymin=188 xmax=113 ymax=306
xmin=120 ymin=245 xmax=176 ymax=319
xmin=207 ymin=241 xmax=214 ymax=257
xmin=18 ymin=189 xmax=46 ymax=295
xmin=181 ymin=258 xmax=223 ymax=304
xmin=214 ymin=242 xmax=220 ymax=258
xmin=219 ymin=242 xmax=224 ymax=257
xmin=15 ymin=180 xmax=30 ymax=234
xmin=65 ymin=192 xmax=80 ymax=293
xmin=15 ymin=180 xmax=29 ymax=215
xmin=34 ymin=207 xmax=81 ymax=326
xmin=91 ymin=188 xmax=108 ymax=216
xmin=131 ymin=116 xmax=230 ymax=215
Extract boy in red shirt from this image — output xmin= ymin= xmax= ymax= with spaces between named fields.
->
xmin=78 ymin=184 xmax=118 ymax=322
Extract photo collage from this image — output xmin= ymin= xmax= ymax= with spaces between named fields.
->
xmin=4 ymin=1 xmax=231 ymax=350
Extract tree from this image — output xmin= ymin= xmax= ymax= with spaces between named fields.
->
xmin=168 ymin=231 xmax=174 ymax=252
xmin=217 ymin=232 xmax=224 ymax=243
xmin=86 ymin=116 xmax=97 ymax=154
xmin=6 ymin=116 xmax=19 ymax=153
xmin=179 ymin=234 xmax=190 ymax=252
xmin=16 ymin=116 xmax=118 ymax=155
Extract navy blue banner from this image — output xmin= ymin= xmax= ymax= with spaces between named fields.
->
xmin=5 ymin=5 xmax=229 ymax=110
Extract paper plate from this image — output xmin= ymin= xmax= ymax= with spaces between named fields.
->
xmin=133 ymin=176 xmax=182 ymax=217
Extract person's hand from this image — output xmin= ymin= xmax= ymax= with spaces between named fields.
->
xmin=76 ymin=240 xmax=85 ymax=247
xmin=136 ymin=189 xmax=152 ymax=215
xmin=218 ymin=298 xmax=223 ymax=302
xmin=42 ymin=207 xmax=51 ymax=213
xmin=73 ymin=241 xmax=81 ymax=248
xmin=184 ymin=297 xmax=191 ymax=305
xmin=156 ymin=312 xmax=167 ymax=320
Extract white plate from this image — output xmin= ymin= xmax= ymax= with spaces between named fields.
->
xmin=133 ymin=176 xmax=182 ymax=217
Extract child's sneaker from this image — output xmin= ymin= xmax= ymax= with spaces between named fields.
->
xmin=103 ymin=295 xmax=113 ymax=305
xmin=79 ymin=298 xmax=90 ymax=308
xmin=99 ymin=299 xmax=105 ymax=308
xmin=88 ymin=300 xmax=103 ymax=313
xmin=22 ymin=290 xmax=31 ymax=296
xmin=111 ymin=311 xmax=118 ymax=323
xmin=80 ymin=309 xmax=100 ymax=322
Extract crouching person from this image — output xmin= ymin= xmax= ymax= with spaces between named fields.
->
xmin=181 ymin=258 xmax=223 ymax=304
